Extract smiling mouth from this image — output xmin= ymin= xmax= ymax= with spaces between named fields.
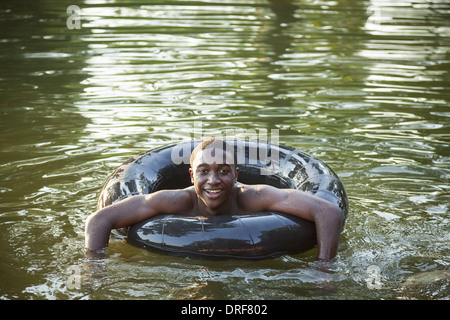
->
xmin=205 ymin=189 xmax=222 ymax=197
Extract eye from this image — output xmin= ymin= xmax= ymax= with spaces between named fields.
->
xmin=219 ymin=168 xmax=230 ymax=174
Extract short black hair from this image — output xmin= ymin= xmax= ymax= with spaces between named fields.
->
xmin=190 ymin=138 xmax=236 ymax=168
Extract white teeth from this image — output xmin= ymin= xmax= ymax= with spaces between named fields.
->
xmin=206 ymin=190 xmax=221 ymax=193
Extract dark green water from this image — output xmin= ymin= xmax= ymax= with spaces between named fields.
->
xmin=0 ymin=0 xmax=448 ymax=299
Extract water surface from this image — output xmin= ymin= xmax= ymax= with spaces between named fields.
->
xmin=0 ymin=0 xmax=449 ymax=299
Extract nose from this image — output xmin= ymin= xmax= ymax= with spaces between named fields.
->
xmin=207 ymin=171 xmax=220 ymax=184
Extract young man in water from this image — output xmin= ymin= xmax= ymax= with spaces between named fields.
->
xmin=85 ymin=138 xmax=342 ymax=261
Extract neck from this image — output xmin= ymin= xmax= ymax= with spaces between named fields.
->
xmin=197 ymin=198 xmax=233 ymax=216
xmin=196 ymin=188 xmax=236 ymax=216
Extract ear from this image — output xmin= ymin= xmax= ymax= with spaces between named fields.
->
xmin=234 ymin=167 xmax=239 ymax=182
xmin=189 ymin=168 xmax=194 ymax=184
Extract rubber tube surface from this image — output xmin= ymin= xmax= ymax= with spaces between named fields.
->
xmin=97 ymin=140 xmax=348 ymax=259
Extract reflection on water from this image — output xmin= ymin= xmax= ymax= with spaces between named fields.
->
xmin=0 ymin=0 xmax=449 ymax=299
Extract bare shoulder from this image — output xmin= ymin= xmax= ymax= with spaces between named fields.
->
xmin=151 ymin=186 xmax=195 ymax=199
xmin=235 ymin=183 xmax=285 ymax=212
xmin=147 ymin=187 xmax=196 ymax=215
xmin=235 ymin=183 xmax=337 ymax=218
xmin=237 ymin=183 xmax=284 ymax=196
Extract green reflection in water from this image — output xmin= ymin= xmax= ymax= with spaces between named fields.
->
xmin=0 ymin=0 xmax=448 ymax=299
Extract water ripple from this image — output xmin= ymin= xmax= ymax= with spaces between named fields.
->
xmin=0 ymin=0 xmax=449 ymax=300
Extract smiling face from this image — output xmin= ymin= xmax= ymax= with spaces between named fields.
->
xmin=189 ymin=141 xmax=238 ymax=215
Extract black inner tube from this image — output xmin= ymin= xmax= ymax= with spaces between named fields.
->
xmin=97 ymin=140 xmax=348 ymax=259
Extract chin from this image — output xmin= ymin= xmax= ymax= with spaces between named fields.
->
xmin=201 ymin=196 xmax=227 ymax=212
